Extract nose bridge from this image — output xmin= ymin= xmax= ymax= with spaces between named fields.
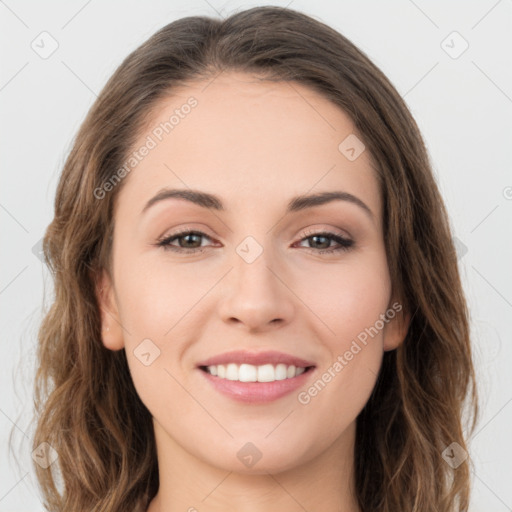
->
xmin=218 ymin=232 xmax=295 ymax=330
xmin=234 ymin=235 xmax=278 ymax=292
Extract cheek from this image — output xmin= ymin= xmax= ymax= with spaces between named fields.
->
xmin=292 ymin=254 xmax=390 ymax=416
xmin=114 ymin=250 xmax=209 ymax=340
xmin=294 ymin=253 xmax=392 ymax=345
xmin=113 ymin=254 xmax=217 ymax=409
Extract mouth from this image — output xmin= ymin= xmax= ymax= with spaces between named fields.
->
xmin=195 ymin=350 xmax=317 ymax=403
xmin=198 ymin=363 xmax=315 ymax=382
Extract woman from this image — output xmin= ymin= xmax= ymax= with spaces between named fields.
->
xmin=33 ymin=6 xmax=479 ymax=511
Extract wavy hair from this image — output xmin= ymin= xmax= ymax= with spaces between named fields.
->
xmin=31 ymin=5 xmax=479 ymax=511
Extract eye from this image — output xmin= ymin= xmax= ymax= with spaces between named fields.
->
xmin=156 ymin=230 xmax=214 ymax=254
xmin=156 ymin=229 xmax=354 ymax=255
xmin=295 ymin=230 xmax=354 ymax=254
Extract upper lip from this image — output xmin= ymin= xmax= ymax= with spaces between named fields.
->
xmin=196 ymin=350 xmax=316 ymax=369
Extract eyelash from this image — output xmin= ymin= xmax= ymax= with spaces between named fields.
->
xmin=156 ymin=229 xmax=354 ymax=255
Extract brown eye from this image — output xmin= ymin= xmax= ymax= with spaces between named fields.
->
xmin=157 ymin=230 xmax=213 ymax=253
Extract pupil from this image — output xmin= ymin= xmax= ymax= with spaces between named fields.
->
xmin=183 ymin=234 xmax=200 ymax=247
xmin=312 ymin=235 xmax=329 ymax=249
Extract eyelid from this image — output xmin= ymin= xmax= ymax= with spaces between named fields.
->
xmin=156 ymin=228 xmax=215 ymax=246
xmin=299 ymin=225 xmax=352 ymax=240
xmin=158 ymin=224 xmax=213 ymax=240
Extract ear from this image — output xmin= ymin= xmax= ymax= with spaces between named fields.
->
xmin=93 ymin=268 xmax=125 ymax=351
xmin=382 ymin=300 xmax=410 ymax=352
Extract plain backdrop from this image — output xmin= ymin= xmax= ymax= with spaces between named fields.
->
xmin=1 ymin=0 xmax=511 ymax=510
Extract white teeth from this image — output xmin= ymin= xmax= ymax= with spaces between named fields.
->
xmin=275 ymin=363 xmax=288 ymax=380
xmin=239 ymin=363 xmax=257 ymax=382
xmin=257 ymin=364 xmax=275 ymax=382
xmin=226 ymin=363 xmax=238 ymax=381
xmin=204 ymin=363 xmax=309 ymax=382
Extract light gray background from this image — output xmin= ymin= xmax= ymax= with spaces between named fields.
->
xmin=1 ymin=0 xmax=511 ymax=510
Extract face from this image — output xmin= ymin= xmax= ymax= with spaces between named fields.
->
xmin=96 ymin=71 xmax=408 ymax=474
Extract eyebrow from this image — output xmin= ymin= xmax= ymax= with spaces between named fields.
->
xmin=141 ymin=188 xmax=374 ymax=219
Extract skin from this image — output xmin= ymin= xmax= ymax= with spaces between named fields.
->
xmin=96 ymin=71 xmax=410 ymax=512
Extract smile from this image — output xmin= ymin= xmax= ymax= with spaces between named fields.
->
xmin=200 ymin=363 xmax=311 ymax=382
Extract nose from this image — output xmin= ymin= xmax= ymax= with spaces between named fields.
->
xmin=217 ymin=246 xmax=295 ymax=333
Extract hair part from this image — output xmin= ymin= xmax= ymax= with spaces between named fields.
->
xmin=32 ymin=6 xmax=479 ymax=511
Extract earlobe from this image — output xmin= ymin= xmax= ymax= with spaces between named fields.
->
xmin=94 ymin=269 xmax=125 ymax=351
xmin=382 ymin=303 xmax=411 ymax=352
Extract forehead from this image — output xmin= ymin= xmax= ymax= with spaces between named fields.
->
xmin=115 ymin=71 xmax=380 ymax=219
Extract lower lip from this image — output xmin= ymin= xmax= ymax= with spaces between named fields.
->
xmin=198 ymin=367 xmax=316 ymax=404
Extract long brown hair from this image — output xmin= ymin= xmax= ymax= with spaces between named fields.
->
xmin=31 ymin=6 xmax=479 ymax=511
